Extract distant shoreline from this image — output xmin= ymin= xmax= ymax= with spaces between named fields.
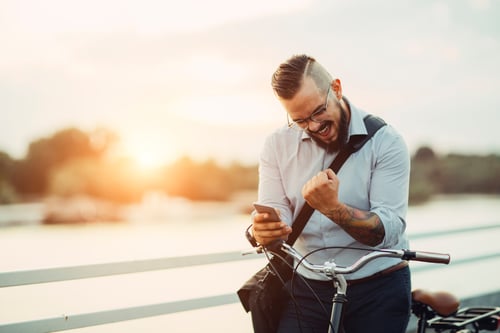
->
xmin=1 ymin=193 xmax=499 ymax=227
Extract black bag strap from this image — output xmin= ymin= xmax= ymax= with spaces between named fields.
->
xmin=286 ymin=114 xmax=386 ymax=245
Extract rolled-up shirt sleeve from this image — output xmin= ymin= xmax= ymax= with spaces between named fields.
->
xmin=369 ymin=128 xmax=410 ymax=248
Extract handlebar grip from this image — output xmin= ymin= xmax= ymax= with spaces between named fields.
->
xmin=403 ymin=250 xmax=450 ymax=264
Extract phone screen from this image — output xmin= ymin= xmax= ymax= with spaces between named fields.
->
xmin=253 ymin=203 xmax=281 ymax=221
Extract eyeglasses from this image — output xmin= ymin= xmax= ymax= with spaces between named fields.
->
xmin=288 ymin=86 xmax=331 ymax=129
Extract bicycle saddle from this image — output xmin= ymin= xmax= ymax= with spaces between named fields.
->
xmin=412 ymin=289 xmax=460 ymax=317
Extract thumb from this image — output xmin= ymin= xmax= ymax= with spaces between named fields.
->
xmin=324 ymin=168 xmax=336 ymax=179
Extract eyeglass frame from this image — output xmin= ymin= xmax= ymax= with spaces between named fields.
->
xmin=287 ymin=85 xmax=331 ymax=129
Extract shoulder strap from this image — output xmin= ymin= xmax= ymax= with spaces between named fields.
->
xmin=286 ymin=114 xmax=387 ymax=245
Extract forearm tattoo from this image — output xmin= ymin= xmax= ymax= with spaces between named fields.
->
xmin=325 ymin=204 xmax=385 ymax=247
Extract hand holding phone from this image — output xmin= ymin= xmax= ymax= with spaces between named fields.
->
xmin=252 ymin=203 xmax=291 ymax=245
xmin=253 ymin=203 xmax=281 ymax=221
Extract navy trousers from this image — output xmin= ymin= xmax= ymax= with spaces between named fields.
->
xmin=277 ymin=266 xmax=411 ymax=333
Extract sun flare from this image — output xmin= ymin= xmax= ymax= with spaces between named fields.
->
xmin=120 ymin=134 xmax=177 ymax=171
xmin=134 ymin=150 xmax=164 ymax=170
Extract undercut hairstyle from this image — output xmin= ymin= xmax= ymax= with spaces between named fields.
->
xmin=271 ymin=54 xmax=332 ymax=99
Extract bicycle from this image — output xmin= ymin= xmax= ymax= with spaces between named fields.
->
xmin=253 ymin=240 xmax=500 ymax=333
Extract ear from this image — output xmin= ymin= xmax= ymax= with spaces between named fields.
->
xmin=331 ymin=78 xmax=342 ymax=100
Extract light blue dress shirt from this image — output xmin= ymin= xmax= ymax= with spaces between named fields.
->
xmin=257 ymin=100 xmax=410 ymax=280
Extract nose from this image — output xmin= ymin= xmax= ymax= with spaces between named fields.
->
xmin=306 ymin=120 xmax=322 ymax=132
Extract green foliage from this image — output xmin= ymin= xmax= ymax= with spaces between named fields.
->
xmin=409 ymin=147 xmax=500 ymax=204
xmin=409 ymin=146 xmax=441 ymax=203
xmin=436 ymin=154 xmax=500 ymax=194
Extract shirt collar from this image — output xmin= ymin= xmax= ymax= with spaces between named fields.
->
xmin=346 ymin=98 xmax=369 ymax=138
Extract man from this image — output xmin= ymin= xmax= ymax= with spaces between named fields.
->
xmin=250 ymin=54 xmax=411 ymax=333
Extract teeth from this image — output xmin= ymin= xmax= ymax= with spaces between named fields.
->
xmin=319 ymin=124 xmax=328 ymax=135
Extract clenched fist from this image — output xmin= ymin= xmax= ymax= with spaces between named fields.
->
xmin=302 ymin=169 xmax=340 ymax=214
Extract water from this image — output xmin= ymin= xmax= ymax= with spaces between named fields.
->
xmin=0 ymin=195 xmax=499 ymax=332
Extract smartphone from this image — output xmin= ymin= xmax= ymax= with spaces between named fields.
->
xmin=253 ymin=203 xmax=281 ymax=221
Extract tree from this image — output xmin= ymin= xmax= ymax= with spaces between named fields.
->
xmin=11 ymin=128 xmax=118 ymax=197
xmin=0 ymin=151 xmax=18 ymax=203
xmin=410 ymin=146 xmax=441 ymax=203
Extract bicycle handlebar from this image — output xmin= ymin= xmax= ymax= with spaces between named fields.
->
xmin=262 ymin=240 xmax=450 ymax=277
xmin=401 ymin=250 xmax=450 ymax=264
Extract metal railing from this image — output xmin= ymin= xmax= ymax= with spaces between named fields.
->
xmin=1 ymin=224 xmax=500 ymax=333
xmin=0 ymin=250 xmax=259 ymax=333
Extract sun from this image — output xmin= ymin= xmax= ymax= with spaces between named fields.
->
xmin=135 ymin=150 xmax=163 ymax=170
xmin=120 ymin=135 xmax=176 ymax=171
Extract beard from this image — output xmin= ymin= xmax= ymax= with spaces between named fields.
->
xmin=308 ymin=105 xmax=349 ymax=152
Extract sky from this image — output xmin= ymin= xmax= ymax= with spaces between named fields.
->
xmin=1 ymin=0 xmax=499 ymax=167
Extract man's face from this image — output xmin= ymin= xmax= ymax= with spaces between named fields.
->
xmin=281 ymin=77 xmax=344 ymax=146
